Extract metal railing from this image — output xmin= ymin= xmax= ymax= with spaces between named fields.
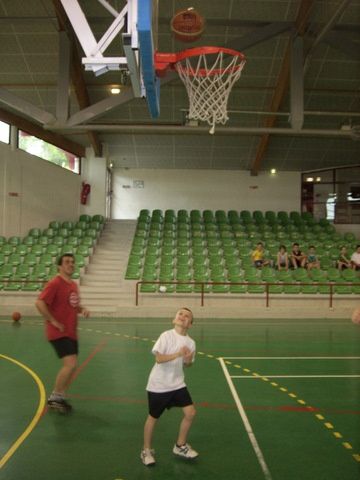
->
xmin=135 ymin=280 xmax=360 ymax=308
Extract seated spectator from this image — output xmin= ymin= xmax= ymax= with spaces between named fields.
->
xmin=306 ymin=245 xmax=320 ymax=270
xmin=351 ymin=245 xmax=360 ymax=270
xmin=290 ymin=243 xmax=306 ymax=269
xmin=276 ymin=245 xmax=289 ymax=271
xmin=337 ymin=246 xmax=351 ymax=270
xmin=251 ymin=242 xmax=272 ymax=268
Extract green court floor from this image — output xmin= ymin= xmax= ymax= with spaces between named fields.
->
xmin=1 ymin=316 xmax=359 ymax=480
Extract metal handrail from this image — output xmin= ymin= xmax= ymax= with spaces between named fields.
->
xmin=135 ymin=280 xmax=360 ymax=308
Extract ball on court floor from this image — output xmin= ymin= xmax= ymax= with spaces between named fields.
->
xmin=351 ymin=308 xmax=360 ymax=325
xmin=159 ymin=285 xmax=167 ymax=293
xmin=12 ymin=311 xmax=21 ymax=322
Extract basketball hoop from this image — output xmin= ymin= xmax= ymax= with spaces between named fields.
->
xmin=155 ymin=47 xmax=246 ymax=134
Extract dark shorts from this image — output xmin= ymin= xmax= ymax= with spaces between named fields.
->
xmin=50 ymin=337 xmax=78 ymax=358
xmin=254 ymin=260 xmax=263 ymax=268
xmin=147 ymin=387 xmax=193 ymax=419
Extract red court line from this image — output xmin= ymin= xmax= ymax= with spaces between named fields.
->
xmin=63 ymin=395 xmax=360 ymax=415
xmin=68 ymin=339 xmax=108 ymax=387
xmin=41 ymin=339 xmax=108 ymax=416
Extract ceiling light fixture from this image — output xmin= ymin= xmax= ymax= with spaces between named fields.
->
xmin=306 ymin=177 xmax=314 ymax=182
xmin=270 ymin=168 xmax=276 ymax=175
xmin=110 ymin=87 xmax=121 ymax=95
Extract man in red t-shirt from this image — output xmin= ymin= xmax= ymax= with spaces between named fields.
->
xmin=36 ymin=253 xmax=90 ymax=412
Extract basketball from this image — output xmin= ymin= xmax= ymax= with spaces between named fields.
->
xmin=351 ymin=308 xmax=360 ymax=325
xmin=170 ymin=8 xmax=205 ymax=43
xmin=12 ymin=311 xmax=21 ymax=322
xmin=159 ymin=285 xmax=167 ymax=293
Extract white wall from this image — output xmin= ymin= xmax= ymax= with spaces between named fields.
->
xmin=80 ymin=148 xmax=107 ymax=218
xmin=0 ymin=142 xmax=81 ymax=237
xmin=112 ymin=168 xmax=301 ymax=219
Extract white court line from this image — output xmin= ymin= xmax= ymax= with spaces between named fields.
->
xmin=219 ymin=357 xmax=273 ymax=480
xmin=221 ymin=356 xmax=360 ymax=360
xmin=231 ymin=375 xmax=360 ymax=379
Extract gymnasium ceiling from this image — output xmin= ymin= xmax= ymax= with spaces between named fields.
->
xmin=0 ymin=0 xmax=359 ymax=173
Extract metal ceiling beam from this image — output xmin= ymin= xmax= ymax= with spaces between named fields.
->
xmin=61 ymin=73 xmax=177 ymax=127
xmin=290 ymin=36 xmax=304 ymax=130
xmin=250 ymin=0 xmax=316 ymax=176
xmin=0 ymin=107 xmax=85 ymax=157
xmin=65 ymin=89 xmax=135 ymax=126
xmin=226 ymin=22 xmax=292 ymax=51
xmin=52 ymin=0 xmax=102 ymax=157
xmin=322 ymin=31 xmax=360 ymax=61
xmin=46 ymin=123 xmax=353 ymax=138
xmin=0 ymin=88 xmax=56 ymax=125
xmin=56 ymin=31 xmax=71 ymax=124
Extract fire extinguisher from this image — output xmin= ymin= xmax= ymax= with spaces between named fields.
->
xmin=81 ymin=182 xmax=91 ymax=205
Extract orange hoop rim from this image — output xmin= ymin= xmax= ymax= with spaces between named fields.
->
xmin=155 ymin=46 xmax=246 ymax=77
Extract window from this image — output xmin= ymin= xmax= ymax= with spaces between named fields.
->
xmin=0 ymin=120 xmax=10 ymax=144
xmin=18 ymin=130 xmax=80 ymax=174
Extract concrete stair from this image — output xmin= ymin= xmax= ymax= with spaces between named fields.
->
xmin=80 ymin=220 xmax=137 ymax=312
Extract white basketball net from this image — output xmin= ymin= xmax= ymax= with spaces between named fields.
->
xmin=175 ymin=50 xmax=245 ymax=134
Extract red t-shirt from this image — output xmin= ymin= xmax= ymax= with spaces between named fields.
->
xmin=38 ymin=275 xmax=80 ymax=341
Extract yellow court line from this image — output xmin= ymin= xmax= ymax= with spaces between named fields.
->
xmin=79 ymin=325 xmax=360 ymax=464
xmin=0 ymin=354 xmax=46 ymax=469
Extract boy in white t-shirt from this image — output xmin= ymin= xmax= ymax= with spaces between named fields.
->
xmin=141 ymin=307 xmax=198 ymax=466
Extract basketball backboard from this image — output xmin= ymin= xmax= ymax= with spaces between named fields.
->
xmin=60 ymin=0 xmax=160 ymax=117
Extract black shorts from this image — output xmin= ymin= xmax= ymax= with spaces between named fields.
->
xmin=50 ymin=337 xmax=78 ymax=358
xmin=147 ymin=387 xmax=193 ymax=419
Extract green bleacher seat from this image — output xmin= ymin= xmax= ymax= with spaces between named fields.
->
xmin=7 ymin=253 xmax=22 ymax=267
xmin=39 ymin=253 xmax=54 ymax=267
xmin=75 ymin=221 xmax=87 ymax=230
xmin=76 ymin=245 xmax=90 ymax=257
xmin=62 ymin=221 xmax=74 ymax=230
xmin=71 ymin=266 xmax=81 ymax=279
xmin=125 ymin=265 xmax=141 ymax=280
xmin=0 ymin=264 xmax=14 ymax=280
xmin=23 ymin=253 xmax=38 ymax=266
xmin=22 ymin=281 xmax=42 ymax=291
xmin=3 ymin=276 xmax=22 ymax=291
xmin=301 ymin=280 xmax=318 ymax=294
xmin=14 ymin=244 xmax=28 ymax=256
xmin=43 ymin=228 xmax=55 ymax=238
xmin=29 ymin=228 xmax=41 ymax=238
xmin=45 ymin=244 xmax=59 ymax=258
xmin=32 ymin=264 xmax=48 ymax=280
xmin=15 ymin=264 xmax=30 ymax=279
xmin=58 ymin=228 xmax=69 ymax=238
xmin=67 ymin=236 xmax=80 ymax=247
xmin=37 ymin=236 xmax=49 ymax=246
xmin=49 ymin=221 xmax=61 ymax=229
xmin=52 ymin=236 xmax=65 ymax=247
xmin=72 ymin=228 xmax=84 ymax=238
xmin=81 ymin=236 xmax=94 ymax=248
xmin=341 ymin=269 xmax=357 ymax=282
xmin=92 ymin=214 xmax=105 ymax=224
xmin=81 ymin=214 xmax=93 ymax=225
xmin=128 ymin=255 xmax=142 ymax=267
xmin=60 ymin=245 xmax=75 ymax=255
xmin=22 ymin=236 xmax=35 ymax=247
xmin=0 ymin=243 xmax=14 ymax=257
xmin=48 ymin=265 xmax=58 ymax=278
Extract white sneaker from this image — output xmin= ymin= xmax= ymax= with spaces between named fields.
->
xmin=173 ymin=443 xmax=199 ymax=459
xmin=140 ymin=448 xmax=156 ymax=466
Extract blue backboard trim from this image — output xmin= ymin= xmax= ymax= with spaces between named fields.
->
xmin=137 ymin=0 xmax=160 ymax=118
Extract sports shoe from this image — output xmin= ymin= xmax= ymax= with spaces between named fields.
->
xmin=140 ymin=449 xmax=156 ymax=466
xmin=173 ymin=443 xmax=199 ymax=459
xmin=47 ymin=398 xmax=73 ymax=413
